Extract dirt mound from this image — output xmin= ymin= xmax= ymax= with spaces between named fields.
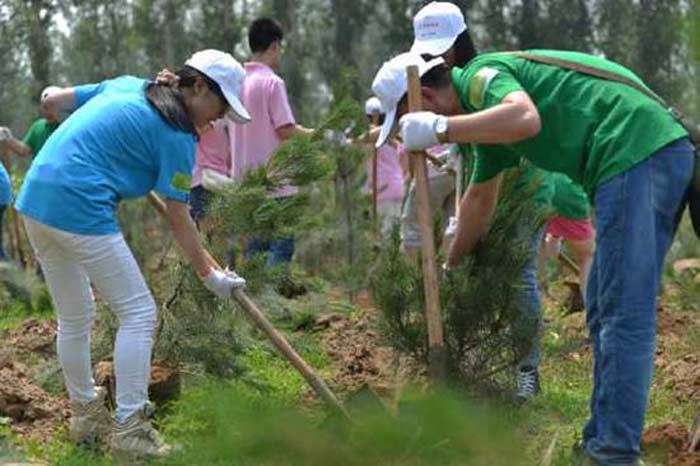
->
xmin=0 ymin=362 xmax=69 ymax=442
xmin=658 ymin=305 xmax=691 ymax=338
xmin=95 ymin=360 xmax=181 ymax=407
xmin=321 ymin=312 xmax=417 ymax=397
xmin=642 ymin=423 xmax=700 ymax=465
xmin=660 ymin=354 xmax=700 ymax=402
xmin=2 ymin=319 xmax=56 ymax=355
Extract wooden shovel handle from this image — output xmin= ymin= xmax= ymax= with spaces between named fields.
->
xmin=146 ymin=191 xmax=351 ymax=420
xmin=406 ymin=66 xmax=446 ymax=382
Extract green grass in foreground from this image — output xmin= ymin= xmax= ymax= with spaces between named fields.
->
xmin=9 ymin=277 xmax=700 ymax=466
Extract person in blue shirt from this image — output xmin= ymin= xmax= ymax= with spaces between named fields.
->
xmin=15 ymin=49 xmax=252 ymax=462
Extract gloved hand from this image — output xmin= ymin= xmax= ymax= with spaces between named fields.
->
xmin=202 ymin=268 xmax=246 ymax=299
xmin=399 ymin=112 xmax=447 ymax=151
xmin=201 ymin=168 xmax=233 ymax=192
xmin=0 ymin=127 xmax=13 ymax=142
xmin=444 ymin=216 xmax=458 ymax=243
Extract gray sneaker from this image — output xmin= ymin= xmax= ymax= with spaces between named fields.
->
xmin=110 ymin=405 xmax=172 ymax=464
xmin=515 ymin=366 xmax=540 ymax=402
xmin=69 ymin=386 xmax=110 ymax=447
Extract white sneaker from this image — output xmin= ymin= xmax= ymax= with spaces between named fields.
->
xmin=69 ymin=386 xmax=110 ymax=447
xmin=110 ymin=406 xmax=172 ymax=464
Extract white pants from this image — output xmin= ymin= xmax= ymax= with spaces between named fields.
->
xmin=377 ymin=199 xmax=403 ymax=239
xmin=24 ymin=217 xmax=156 ymax=422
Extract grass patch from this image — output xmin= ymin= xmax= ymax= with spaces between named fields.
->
xmin=161 ymin=382 xmax=524 ymax=466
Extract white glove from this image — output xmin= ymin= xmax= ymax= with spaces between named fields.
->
xmin=201 ymin=168 xmax=233 ymax=192
xmin=202 ymin=268 xmax=246 ymax=299
xmin=399 ymin=112 xmax=447 ymax=151
xmin=0 ymin=127 xmax=13 ymax=142
xmin=444 ymin=216 xmax=458 ymax=243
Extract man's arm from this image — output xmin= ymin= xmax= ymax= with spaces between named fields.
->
xmin=400 ymin=91 xmax=541 ymax=151
xmin=445 ymin=91 xmax=541 ymax=145
xmin=4 ymin=138 xmax=32 ymax=158
xmin=447 ymin=173 xmax=503 ymax=267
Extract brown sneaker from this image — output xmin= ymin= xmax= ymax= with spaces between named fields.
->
xmin=110 ymin=406 xmax=171 ymax=464
xmin=69 ymin=386 xmax=110 ymax=447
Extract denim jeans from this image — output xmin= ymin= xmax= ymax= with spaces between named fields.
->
xmin=246 ymin=237 xmax=295 ymax=267
xmin=583 ymin=138 xmax=693 ymax=465
xmin=518 ymin=226 xmax=545 ymax=371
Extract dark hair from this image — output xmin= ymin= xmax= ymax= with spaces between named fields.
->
xmin=397 ymin=64 xmax=453 ymax=110
xmin=452 ymin=29 xmax=478 ymax=67
xmin=145 ymin=65 xmax=226 ymax=136
xmin=249 ymin=18 xmax=284 ymax=53
xmin=367 ymin=114 xmax=386 ymax=126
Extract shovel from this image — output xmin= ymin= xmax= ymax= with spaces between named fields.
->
xmin=146 ymin=192 xmax=351 ymax=421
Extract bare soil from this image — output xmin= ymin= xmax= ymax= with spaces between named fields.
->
xmin=643 ymin=423 xmax=700 ymax=466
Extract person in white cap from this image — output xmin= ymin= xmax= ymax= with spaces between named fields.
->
xmin=363 ymin=97 xmax=407 ymax=237
xmin=371 ymin=51 xmax=457 ymax=260
xmin=14 ymin=49 xmax=250 ymax=461
xmin=411 ymin=1 xmax=477 ymax=68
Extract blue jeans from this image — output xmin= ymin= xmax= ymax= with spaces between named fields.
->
xmin=246 ymin=237 xmax=295 ymax=267
xmin=518 ymin=226 xmax=545 ymax=371
xmin=583 ymin=138 xmax=693 ymax=465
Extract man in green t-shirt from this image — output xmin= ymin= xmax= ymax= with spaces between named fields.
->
xmin=1 ymin=86 xmax=63 ymax=159
xmin=383 ymin=45 xmax=691 ymax=465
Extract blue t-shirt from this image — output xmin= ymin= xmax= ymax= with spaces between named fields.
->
xmin=0 ymin=164 xmax=12 ymax=206
xmin=15 ymin=76 xmax=196 ymax=235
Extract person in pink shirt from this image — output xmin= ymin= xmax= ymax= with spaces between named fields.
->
xmin=229 ymin=18 xmax=312 ymax=266
xmin=364 ymin=97 xmax=406 ymax=238
xmin=190 ymin=120 xmax=231 ymax=227
xmin=399 ymin=144 xmax=456 ymax=260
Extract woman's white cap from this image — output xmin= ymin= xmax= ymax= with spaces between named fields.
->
xmin=371 ymin=52 xmax=445 ymax=148
xmin=186 ymin=49 xmax=251 ymax=124
xmin=365 ymin=96 xmax=384 ymax=116
xmin=411 ymin=2 xmax=467 ymax=57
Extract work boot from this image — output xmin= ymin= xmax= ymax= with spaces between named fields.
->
xmin=515 ymin=366 xmax=540 ymax=402
xmin=69 ymin=386 xmax=110 ymax=447
xmin=110 ymin=405 xmax=171 ymax=464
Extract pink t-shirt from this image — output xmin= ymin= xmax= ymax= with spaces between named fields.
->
xmin=229 ymin=62 xmax=297 ymax=196
xmin=365 ymin=143 xmax=405 ymax=201
xmin=191 ymin=121 xmax=230 ymax=188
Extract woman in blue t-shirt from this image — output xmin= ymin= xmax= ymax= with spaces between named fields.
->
xmin=15 ymin=49 xmax=251 ymax=461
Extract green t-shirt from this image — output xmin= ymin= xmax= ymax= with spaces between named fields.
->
xmin=461 ymin=144 xmax=554 ymax=208
xmin=454 ymin=50 xmax=688 ymax=195
xmin=22 ymin=118 xmax=58 ymax=158
xmin=550 ymin=173 xmax=590 ymax=220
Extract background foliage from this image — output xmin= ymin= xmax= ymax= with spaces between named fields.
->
xmin=1 ymin=0 xmax=700 ymax=136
